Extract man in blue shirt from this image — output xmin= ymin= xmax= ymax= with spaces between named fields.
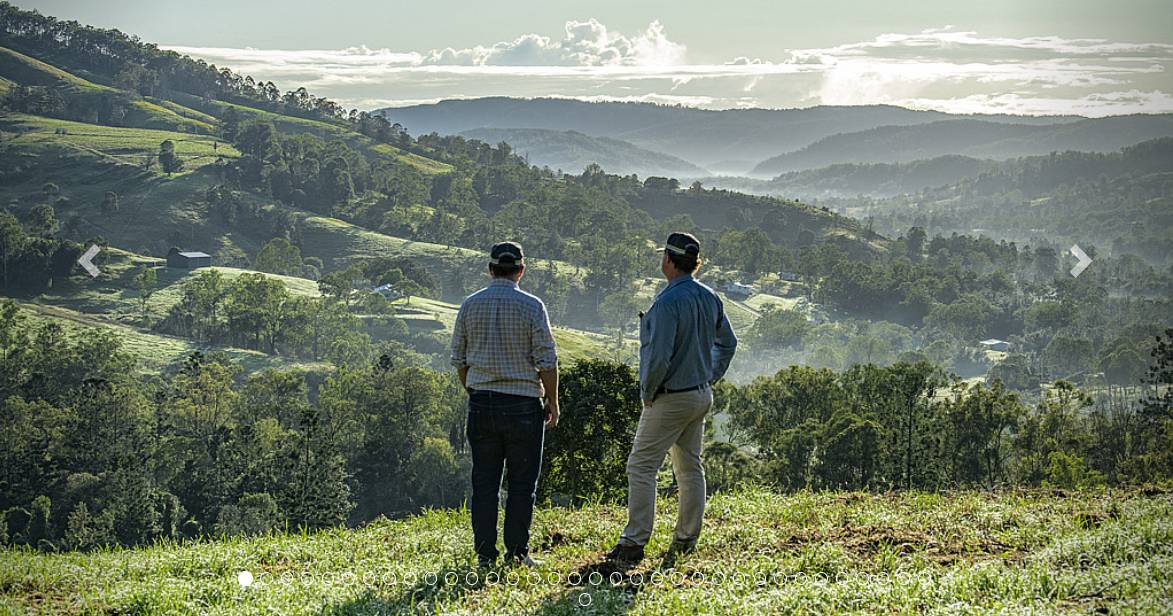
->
xmin=607 ymin=232 xmax=738 ymax=564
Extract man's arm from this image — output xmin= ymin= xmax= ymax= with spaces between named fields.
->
xmin=710 ymin=299 xmax=738 ymax=383
xmin=640 ymin=302 xmax=676 ymax=405
xmin=531 ymin=301 xmax=559 ymax=426
xmin=451 ymin=304 xmax=470 ymax=390
xmin=539 ymin=368 xmax=559 ymax=427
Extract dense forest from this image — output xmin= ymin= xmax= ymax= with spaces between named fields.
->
xmin=2 ymin=306 xmax=1169 ymax=550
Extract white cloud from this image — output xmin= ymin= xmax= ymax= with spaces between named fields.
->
xmin=162 ymin=21 xmax=1173 ymax=116
xmin=418 ymin=19 xmax=685 ymax=67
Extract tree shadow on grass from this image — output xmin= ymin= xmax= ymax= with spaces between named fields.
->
xmin=525 ymin=553 xmax=664 ymax=616
xmin=320 ymin=562 xmax=486 ymax=615
xmin=531 ymin=585 xmax=637 ymax=615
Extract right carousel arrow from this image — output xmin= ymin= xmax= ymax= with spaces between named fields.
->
xmin=1069 ymin=244 xmax=1092 ymax=278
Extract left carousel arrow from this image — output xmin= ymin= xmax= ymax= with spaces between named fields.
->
xmin=78 ymin=244 xmax=101 ymax=277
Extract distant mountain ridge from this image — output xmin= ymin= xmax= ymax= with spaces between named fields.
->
xmin=461 ymin=127 xmax=708 ymax=177
xmin=377 ymin=98 xmax=1080 ymax=173
xmin=707 ymin=155 xmax=999 ymax=199
xmin=750 ymin=116 xmax=1173 ymax=176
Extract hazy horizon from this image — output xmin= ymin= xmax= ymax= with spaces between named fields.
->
xmin=15 ymin=1 xmax=1173 ymax=115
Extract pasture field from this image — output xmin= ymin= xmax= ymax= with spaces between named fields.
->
xmin=0 ymin=488 xmax=1168 ymax=614
xmin=0 ymin=113 xmax=236 ymax=170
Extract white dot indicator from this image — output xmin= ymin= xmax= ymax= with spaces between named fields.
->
xmin=238 ymin=570 xmax=254 ymax=588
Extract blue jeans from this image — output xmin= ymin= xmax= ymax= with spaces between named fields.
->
xmin=466 ymin=390 xmax=545 ymax=562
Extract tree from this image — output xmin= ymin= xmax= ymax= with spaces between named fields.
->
xmin=541 ymin=360 xmax=642 ymax=504
xmin=0 ymin=212 xmax=26 ymax=287
xmin=253 ymin=237 xmax=303 ymax=276
xmin=133 ymin=266 xmax=157 ymax=322
xmin=220 ymin=107 xmax=241 ymax=142
xmin=100 ymin=192 xmax=119 ymax=214
xmin=158 ymin=140 xmax=184 ymax=175
xmin=235 ymin=121 xmax=281 ymax=163
xmin=747 ymin=308 xmax=809 ymax=349
xmin=945 ymin=380 xmax=1022 ymax=486
xmin=319 ymin=265 xmax=364 ymax=310
xmin=224 ymin=273 xmax=290 ymax=353
xmin=905 ymin=226 xmax=926 ymax=261
xmin=27 ymin=203 xmax=58 ymax=237
xmin=599 ymin=286 xmax=641 ymax=332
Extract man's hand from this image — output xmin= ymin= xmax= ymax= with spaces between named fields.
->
xmin=544 ymin=400 xmax=560 ymax=428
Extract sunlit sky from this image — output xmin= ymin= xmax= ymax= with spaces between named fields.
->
xmin=20 ymin=0 xmax=1173 ymax=115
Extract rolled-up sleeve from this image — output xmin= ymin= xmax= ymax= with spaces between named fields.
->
xmin=711 ymin=299 xmax=738 ymax=383
xmin=450 ymin=304 xmax=468 ymax=369
xmin=530 ymin=301 xmax=558 ymax=371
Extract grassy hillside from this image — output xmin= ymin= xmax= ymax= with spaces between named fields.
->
xmin=461 ymin=128 xmax=709 ymax=178
xmin=17 ymin=245 xmax=629 ymax=368
xmin=0 ymin=112 xmax=238 ymax=171
xmin=166 ymin=92 xmax=452 ymax=175
xmin=751 ymin=116 xmax=1173 ymax=176
xmin=0 ymin=46 xmax=215 ymax=134
xmin=1 ymin=488 xmax=1168 ymax=614
xmin=13 ymin=302 xmax=329 ymax=375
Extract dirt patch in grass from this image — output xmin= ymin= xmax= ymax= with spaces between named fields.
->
xmin=538 ymin=531 xmax=576 ymax=552
xmin=777 ymin=525 xmax=1024 ymax=566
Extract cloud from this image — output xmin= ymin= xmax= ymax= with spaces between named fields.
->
xmin=419 ymin=19 xmax=685 ymax=67
xmin=162 ymin=21 xmax=1173 ymax=116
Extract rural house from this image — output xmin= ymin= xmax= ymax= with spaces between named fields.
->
xmin=167 ymin=248 xmax=212 ymax=269
xmin=979 ymin=339 xmax=1011 ymax=352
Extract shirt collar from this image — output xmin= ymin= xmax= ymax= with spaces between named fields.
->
xmin=490 ymin=278 xmax=519 ymax=289
xmin=666 ymin=274 xmax=694 ymax=290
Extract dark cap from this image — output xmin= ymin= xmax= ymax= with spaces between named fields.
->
xmin=663 ymin=232 xmax=701 ymax=257
xmin=489 ymin=241 xmax=525 ymax=265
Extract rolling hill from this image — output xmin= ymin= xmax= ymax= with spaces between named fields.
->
xmin=750 ymin=116 xmax=1173 ymax=176
xmin=0 ymin=45 xmax=214 ymax=135
xmin=708 ymin=155 xmax=999 ymax=199
xmin=0 ymin=7 xmax=887 ymax=373
xmin=461 ymin=127 xmax=709 ymax=178
xmin=378 ymin=98 xmax=1080 ymax=174
xmin=836 ymin=138 xmax=1173 ymax=263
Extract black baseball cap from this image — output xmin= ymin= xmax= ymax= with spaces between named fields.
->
xmin=489 ymin=241 xmax=525 ymax=265
xmin=662 ymin=232 xmax=701 ymax=257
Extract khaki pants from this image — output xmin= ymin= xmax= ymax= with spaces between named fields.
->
xmin=620 ymin=386 xmax=713 ymax=547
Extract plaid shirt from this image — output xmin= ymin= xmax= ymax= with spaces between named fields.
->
xmin=451 ymin=278 xmax=558 ymax=398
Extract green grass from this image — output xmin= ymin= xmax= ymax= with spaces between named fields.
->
xmin=166 ymin=92 xmax=452 ymax=175
xmin=299 ymin=216 xmax=579 ymax=279
xmin=1 ymin=488 xmax=1168 ymax=614
xmin=147 ymin=97 xmax=221 ymax=126
xmin=0 ymin=46 xmax=107 ymax=90
xmin=13 ymin=302 xmax=328 ymax=374
xmin=24 ymin=246 xmax=626 ymax=366
xmin=0 ymin=113 xmax=237 ymax=171
xmin=0 ymin=47 xmax=214 ymax=134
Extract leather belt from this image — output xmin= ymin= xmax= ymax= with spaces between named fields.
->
xmin=655 ymin=383 xmax=707 ymax=395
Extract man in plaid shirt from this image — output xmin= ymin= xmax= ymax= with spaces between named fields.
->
xmin=451 ymin=241 xmax=559 ymax=568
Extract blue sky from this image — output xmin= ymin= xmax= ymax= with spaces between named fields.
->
xmin=19 ymin=0 xmax=1173 ymax=114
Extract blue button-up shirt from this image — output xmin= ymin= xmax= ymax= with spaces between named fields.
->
xmin=639 ymin=274 xmax=738 ymax=402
